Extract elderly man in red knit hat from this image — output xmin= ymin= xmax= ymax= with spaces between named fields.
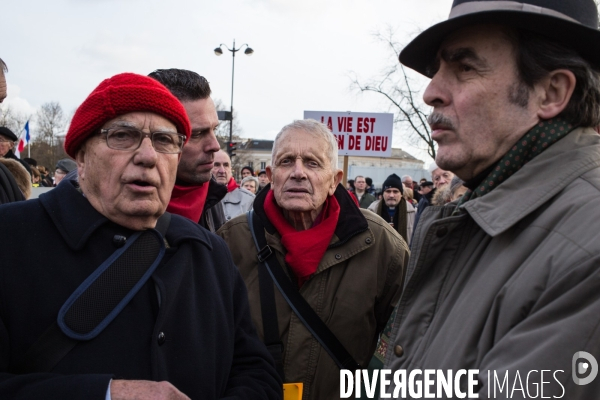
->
xmin=217 ymin=119 xmax=407 ymax=399
xmin=0 ymin=73 xmax=280 ymax=400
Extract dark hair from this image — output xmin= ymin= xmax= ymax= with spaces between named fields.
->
xmin=241 ymin=166 xmax=254 ymax=176
xmin=365 ymin=177 xmax=373 ymax=186
xmin=511 ymin=29 xmax=600 ymax=127
xmin=0 ymin=58 xmax=7 ymax=73
xmin=148 ymin=68 xmax=211 ymax=101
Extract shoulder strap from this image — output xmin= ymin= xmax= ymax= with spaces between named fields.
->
xmin=13 ymin=213 xmax=171 ymax=373
xmin=247 ymin=211 xmax=286 ymax=382
xmin=247 ymin=210 xmax=361 ymax=372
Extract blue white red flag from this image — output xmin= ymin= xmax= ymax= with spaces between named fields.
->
xmin=15 ymin=121 xmax=30 ymax=157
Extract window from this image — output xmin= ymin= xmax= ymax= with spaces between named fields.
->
xmin=260 ymin=161 xmax=266 ymax=169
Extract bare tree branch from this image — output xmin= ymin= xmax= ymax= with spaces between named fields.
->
xmin=350 ymin=27 xmax=436 ymax=159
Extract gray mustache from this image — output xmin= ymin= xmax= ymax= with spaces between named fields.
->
xmin=427 ymin=113 xmax=455 ymax=130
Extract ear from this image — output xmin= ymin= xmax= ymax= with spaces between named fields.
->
xmin=329 ymin=169 xmax=343 ymax=196
xmin=75 ymin=144 xmax=86 ymax=181
xmin=266 ymin=166 xmax=273 ymax=184
xmin=536 ymin=69 xmax=576 ymax=120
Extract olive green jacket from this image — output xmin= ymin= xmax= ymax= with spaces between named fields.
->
xmin=217 ymin=185 xmax=408 ymax=400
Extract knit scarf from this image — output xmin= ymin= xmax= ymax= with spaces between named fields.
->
xmin=226 ymin=176 xmax=239 ymax=193
xmin=376 ymin=197 xmax=408 ymax=243
xmin=166 ymin=183 xmax=209 ymax=222
xmin=263 ymin=190 xmax=340 ymax=287
xmin=454 ymin=118 xmax=576 ymax=214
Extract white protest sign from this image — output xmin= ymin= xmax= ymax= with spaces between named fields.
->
xmin=304 ymin=111 xmax=393 ymax=157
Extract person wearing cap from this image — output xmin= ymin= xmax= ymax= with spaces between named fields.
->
xmin=217 ymin=119 xmax=407 ymax=399
xmin=257 ymin=169 xmax=269 ymax=193
xmin=383 ymin=1 xmax=600 ymax=397
xmin=0 ymin=73 xmax=280 ymax=400
xmin=53 ymin=158 xmax=77 ymax=186
xmin=367 ymin=173 xmax=415 ymax=246
xmin=241 ymin=165 xmax=254 ymax=178
xmin=148 ymin=69 xmax=227 ymax=233
xmin=0 ymin=126 xmax=31 ymax=177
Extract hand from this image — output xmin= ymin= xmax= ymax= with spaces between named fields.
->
xmin=110 ymin=380 xmax=191 ymax=400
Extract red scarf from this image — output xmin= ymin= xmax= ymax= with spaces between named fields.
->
xmin=167 ymin=183 xmax=209 ymax=222
xmin=227 ymin=177 xmax=239 ymax=193
xmin=263 ymin=190 xmax=340 ymax=287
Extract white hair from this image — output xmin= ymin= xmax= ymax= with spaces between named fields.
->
xmin=401 ymin=175 xmax=412 ymax=182
xmin=428 ymin=162 xmax=441 ymax=179
xmin=241 ymin=176 xmax=258 ymax=187
xmin=271 ymin=119 xmax=338 ymax=171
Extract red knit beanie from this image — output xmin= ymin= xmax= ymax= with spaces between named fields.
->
xmin=64 ymin=72 xmax=191 ymax=158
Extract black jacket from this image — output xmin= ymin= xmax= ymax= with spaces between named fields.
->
xmin=0 ymin=181 xmax=281 ymax=399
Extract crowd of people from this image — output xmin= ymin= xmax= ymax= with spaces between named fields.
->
xmin=1 ymin=0 xmax=600 ymax=399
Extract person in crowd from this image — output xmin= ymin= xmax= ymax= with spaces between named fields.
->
xmin=403 ymin=186 xmax=416 ymax=206
xmin=212 ymin=149 xmax=254 ymax=222
xmin=0 ymin=72 xmax=281 ymax=400
xmin=346 ymin=178 xmax=355 ymax=192
xmin=241 ymin=165 xmax=254 ymax=178
xmin=403 ymin=175 xmax=421 ymax=202
xmin=54 ymin=158 xmax=77 ymax=186
xmin=217 ymin=119 xmax=407 ymax=399
xmin=149 ymin=69 xmax=227 ymax=233
xmin=0 ymin=127 xmax=31 ymax=176
xmin=30 ymin=165 xmax=41 ymax=187
xmin=365 ymin=177 xmax=376 ymax=195
xmin=241 ymin=175 xmax=259 ymax=194
xmin=0 ymin=162 xmax=24 ymax=204
xmin=383 ymin=1 xmax=600 ymax=397
xmin=37 ymin=165 xmax=53 ymax=187
xmin=401 ymin=175 xmax=413 ymax=189
xmin=430 ymin=162 xmax=454 ymax=189
xmin=0 ymin=158 xmax=30 ymax=199
xmin=257 ymin=169 xmax=269 ymax=193
xmin=367 ymin=173 xmax=415 ymax=246
xmin=353 ymin=175 xmax=376 ymax=208
xmin=449 ymin=175 xmax=467 ymax=202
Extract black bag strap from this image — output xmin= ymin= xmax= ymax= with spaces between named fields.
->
xmin=246 ymin=210 xmax=361 ymax=372
xmin=13 ymin=213 xmax=171 ymax=373
xmin=246 ymin=211 xmax=286 ymax=382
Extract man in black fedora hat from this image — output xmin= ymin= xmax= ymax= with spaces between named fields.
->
xmin=382 ymin=1 xmax=600 ymax=398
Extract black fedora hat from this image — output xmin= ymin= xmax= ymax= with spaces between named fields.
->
xmin=400 ymin=0 xmax=600 ymax=77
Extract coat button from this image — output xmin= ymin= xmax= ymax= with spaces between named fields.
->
xmin=157 ymin=332 xmax=166 ymax=345
xmin=113 ymin=235 xmax=127 ymax=247
xmin=436 ymin=226 xmax=448 ymax=237
xmin=335 ymin=254 xmax=342 ymax=260
xmin=394 ymin=345 xmax=404 ymax=357
xmin=365 ymin=237 xmax=372 ymax=244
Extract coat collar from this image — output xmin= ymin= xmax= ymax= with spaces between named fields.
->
xmin=462 ymin=127 xmax=600 ymax=237
xmin=39 ymin=180 xmax=213 ymax=251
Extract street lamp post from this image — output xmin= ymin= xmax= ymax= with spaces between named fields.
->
xmin=214 ymin=39 xmax=254 ymax=148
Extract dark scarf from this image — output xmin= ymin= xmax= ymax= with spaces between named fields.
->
xmin=167 ymin=183 xmax=209 ymax=222
xmin=376 ymin=197 xmax=408 ymax=243
xmin=454 ymin=118 xmax=576 ymax=214
xmin=263 ymin=190 xmax=340 ymax=288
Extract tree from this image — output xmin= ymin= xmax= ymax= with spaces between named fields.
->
xmin=0 ymin=104 xmax=28 ymax=137
xmin=33 ymin=102 xmax=68 ymax=169
xmin=350 ymin=28 xmax=437 ymax=160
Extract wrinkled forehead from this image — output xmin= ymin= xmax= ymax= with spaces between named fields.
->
xmin=430 ymin=24 xmax=517 ymax=74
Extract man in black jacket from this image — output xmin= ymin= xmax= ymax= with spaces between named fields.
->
xmin=0 ymin=72 xmax=280 ymax=400
xmin=149 ymin=69 xmax=227 ymax=232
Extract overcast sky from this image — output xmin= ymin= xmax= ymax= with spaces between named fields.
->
xmin=3 ymin=0 xmax=452 ymax=165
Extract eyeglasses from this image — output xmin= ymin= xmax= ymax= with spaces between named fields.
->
xmin=0 ymin=138 xmax=13 ymax=143
xmin=100 ymin=127 xmax=186 ymax=154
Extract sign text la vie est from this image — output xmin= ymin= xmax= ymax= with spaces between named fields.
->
xmin=304 ymin=111 xmax=394 ymax=158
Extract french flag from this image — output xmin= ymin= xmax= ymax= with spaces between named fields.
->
xmin=15 ymin=121 xmax=30 ymax=157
